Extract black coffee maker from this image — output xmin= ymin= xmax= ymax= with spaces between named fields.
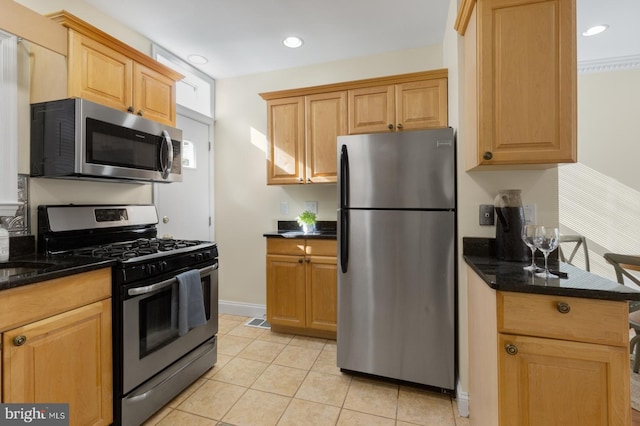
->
xmin=494 ymin=189 xmax=529 ymax=261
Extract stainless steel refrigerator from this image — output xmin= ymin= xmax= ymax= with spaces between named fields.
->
xmin=337 ymin=128 xmax=456 ymax=390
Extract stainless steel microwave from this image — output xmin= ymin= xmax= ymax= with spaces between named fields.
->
xmin=30 ymin=98 xmax=182 ymax=183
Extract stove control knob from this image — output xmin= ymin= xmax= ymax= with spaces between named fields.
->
xmin=148 ymin=264 xmax=157 ymax=275
xmin=160 ymin=261 xmax=167 ymax=272
xmin=196 ymin=253 xmax=204 ymax=261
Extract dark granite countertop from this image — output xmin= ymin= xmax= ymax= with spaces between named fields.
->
xmin=264 ymin=220 xmax=337 ymax=240
xmin=0 ymin=236 xmax=115 ymax=290
xmin=464 ymin=237 xmax=640 ymax=302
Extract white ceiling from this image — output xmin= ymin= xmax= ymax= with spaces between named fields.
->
xmin=82 ymin=0 xmax=639 ymax=79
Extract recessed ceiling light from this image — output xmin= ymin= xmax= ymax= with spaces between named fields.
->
xmin=283 ymin=36 xmax=304 ymax=49
xmin=187 ymin=54 xmax=208 ymax=65
xmin=582 ymin=25 xmax=609 ymax=37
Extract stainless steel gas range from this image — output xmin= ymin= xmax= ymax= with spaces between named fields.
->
xmin=37 ymin=204 xmax=218 ymax=426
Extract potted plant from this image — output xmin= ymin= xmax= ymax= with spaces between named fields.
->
xmin=296 ymin=210 xmax=317 ymax=234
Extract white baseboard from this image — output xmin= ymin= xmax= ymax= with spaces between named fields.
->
xmin=456 ymin=380 xmax=469 ymax=417
xmin=219 ymin=300 xmax=266 ymax=319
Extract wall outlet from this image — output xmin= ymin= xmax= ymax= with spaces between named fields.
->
xmin=524 ymin=204 xmax=537 ymax=225
xmin=304 ymin=201 xmax=318 ymax=214
xmin=479 ymin=204 xmax=495 ymax=226
xmin=280 ymin=201 xmax=288 ymax=216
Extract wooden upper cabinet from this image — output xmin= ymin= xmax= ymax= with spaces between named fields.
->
xmin=267 ymin=97 xmax=305 ymax=185
xmin=348 ymin=79 xmax=447 ymax=134
xmin=396 ymin=79 xmax=448 ymax=131
xmin=47 ymin=11 xmax=182 ymax=126
xmin=456 ymin=0 xmax=576 ymax=170
xmin=68 ymin=31 xmax=133 ymax=112
xmin=133 ymin=63 xmax=176 ymax=125
xmin=348 ymin=85 xmax=395 ymax=134
xmin=260 ymin=70 xmax=448 ymax=185
xmin=305 ymin=91 xmax=347 ymax=183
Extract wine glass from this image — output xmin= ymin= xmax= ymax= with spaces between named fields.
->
xmin=533 ymin=226 xmax=560 ymax=278
xmin=521 ymin=224 xmax=538 ymax=271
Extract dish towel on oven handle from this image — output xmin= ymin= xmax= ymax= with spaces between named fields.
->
xmin=176 ymin=269 xmax=207 ymax=336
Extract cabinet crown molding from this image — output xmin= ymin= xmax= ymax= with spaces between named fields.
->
xmin=259 ymin=69 xmax=448 ymax=101
xmin=47 ymin=10 xmax=183 ymax=81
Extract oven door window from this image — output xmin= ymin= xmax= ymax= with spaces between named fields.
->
xmin=138 ymin=277 xmax=212 ymax=358
xmin=139 ymin=283 xmax=178 ymax=357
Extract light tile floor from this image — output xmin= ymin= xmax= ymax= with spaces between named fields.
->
xmin=144 ymin=314 xmax=470 ymax=426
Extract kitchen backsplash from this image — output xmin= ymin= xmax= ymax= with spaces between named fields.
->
xmin=0 ymin=174 xmax=30 ymax=236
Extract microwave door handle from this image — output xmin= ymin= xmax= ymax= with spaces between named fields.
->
xmin=160 ymin=130 xmax=173 ymax=179
xmin=127 ymin=264 xmax=217 ymax=296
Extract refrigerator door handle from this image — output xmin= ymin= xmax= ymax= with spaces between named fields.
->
xmin=340 ymin=144 xmax=349 ymax=208
xmin=340 ymin=209 xmax=349 ymax=273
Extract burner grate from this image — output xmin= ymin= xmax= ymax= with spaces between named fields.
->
xmin=72 ymin=238 xmax=205 ymax=260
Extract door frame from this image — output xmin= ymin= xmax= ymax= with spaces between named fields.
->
xmin=153 ymin=104 xmax=214 ymax=241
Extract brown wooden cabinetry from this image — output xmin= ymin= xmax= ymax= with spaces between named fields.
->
xmin=266 ymin=238 xmax=337 ymax=338
xmin=260 ymin=70 xmax=448 ymax=185
xmin=37 ymin=11 xmax=181 ymax=126
xmin=0 ymin=268 xmax=113 ymax=426
xmin=467 ymin=266 xmax=630 ymax=425
xmin=456 ymin=0 xmax=576 ymax=170
xmin=348 ymin=79 xmax=447 ymax=134
xmin=266 ymin=92 xmax=346 ymax=185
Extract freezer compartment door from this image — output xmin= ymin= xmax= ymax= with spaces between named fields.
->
xmin=338 ymin=128 xmax=455 ymax=210
xmin=337 ymin=209 xmax=455 ymax=389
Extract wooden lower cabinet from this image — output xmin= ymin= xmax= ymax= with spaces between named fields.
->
xmin=266 ymin=238 xmax=337 ymax=338
xmin=0 ymin=268 xmax=113 ymax=426
xmin=467 ymin=266 xmax=630 ymax=425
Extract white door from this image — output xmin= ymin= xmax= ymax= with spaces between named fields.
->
xmin=154 ymin=106 xmax=213 ymax=241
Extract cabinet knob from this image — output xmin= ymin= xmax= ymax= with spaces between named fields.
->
xmin=557 ymin=302 xmax=571 ymax=314
xmin=298 ymin=258 xmax=304 ymax=263
xmin=137 ymin=110 xmax=144 ymax=116
xmin=482 ymin=151 xmax=493 ymax=160
xmin=305 ymin=258 xmax=310 ymax=263
xmin=298 ymin=177 xmax=304 ymax=183
xmin=307 ymin=178 xmax=311 ymax=183
xmin=388 ymin=124 xmax=394 ymax=130
xmin=397 ymin=123 xmax=403 ymax=129
xmin=13 ymin=335 xmax=27 ymax=346
xmin=127 ymin=106 xmax=134 ymax=113
xmin=505 ymin=344 xmax=518 ymax=356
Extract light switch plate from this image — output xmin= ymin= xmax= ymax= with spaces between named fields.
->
xmin=280 ymin=202 xmax=288 ymax=216
xmin=479 ymin=204 xmax=495 ymax=226
xmin=304 ymin=201 xmax=318 ymax=214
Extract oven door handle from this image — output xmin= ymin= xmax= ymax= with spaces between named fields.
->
xmin=127 ymin=263 xmax=218 ymax=297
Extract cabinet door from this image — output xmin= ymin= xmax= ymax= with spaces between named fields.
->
xmin=2 ymin=299 xmax=113 ymax=426
xmin=68 ymin=30 xmax=133 ymax=112
xmin=266 ymin=254 xmax=306 ymax=327
xmin=348 ymin=85 xmax=395 ymax=134
xmin=499 ymin=333 xmax=629 ymax=426
xmin=395 ymin=79 xmax=448 ymax=130
xmin=305 ymin=91 xmax=347 ymax=183
xmin=306 ymin=255 xmax=337 ymax=333
xmin=267 ymin=97 xmax=305 ymax=184
xmin=476 ymin=0 xmax=576 ymax=166
xmin=133 ymin=63 xmax=176 ymax=126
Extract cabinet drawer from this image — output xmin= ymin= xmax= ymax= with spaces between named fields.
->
xmin=306 ymin=240 xmax=337 ymax=257
xmin=497 ymin=291 xmax=628 ymax=347
xmin=266 ymin=238 xmax=306 ymax=256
